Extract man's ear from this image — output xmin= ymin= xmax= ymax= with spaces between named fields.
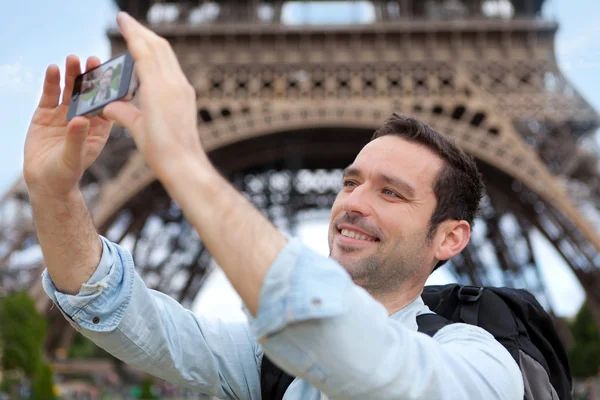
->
xmin=434 ymin=220 xmax=471 ymax=262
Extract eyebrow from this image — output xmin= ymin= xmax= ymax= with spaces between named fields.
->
xmin=343 ymin=166 xmax=416 ymax=198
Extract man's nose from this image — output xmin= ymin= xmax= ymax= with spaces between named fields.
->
xmin=343 ymin=184 xmax=373 ymax=216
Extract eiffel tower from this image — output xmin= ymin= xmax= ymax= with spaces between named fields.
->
xmin=1 ymin=0 xmax=599 ymax=353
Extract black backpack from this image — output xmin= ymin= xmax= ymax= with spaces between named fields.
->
xmin=260 ymin=284 xmax=573 ymax=400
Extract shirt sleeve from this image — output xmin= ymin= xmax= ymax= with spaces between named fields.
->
xmin=42 ymin=236 xmax=132 ymax=331
xmin=246 ymin=239 xmax=524 ymax=400
xmin=42 ymin=236 xmax=263 ymax=400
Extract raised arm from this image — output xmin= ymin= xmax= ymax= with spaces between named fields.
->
xmin=102 ymin=13 xmax=287 ymax=317
xmin=23 ymin=55 xmax=112 ymax=294
xmin=26 ymin=54 xmax=262 ymax=399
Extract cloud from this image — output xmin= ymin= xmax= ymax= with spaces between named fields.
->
xmin=0 ymin=60 xmax=33 ymax=88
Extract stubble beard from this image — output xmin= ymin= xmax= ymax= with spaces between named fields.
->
xmin=329 ymin=237 xmax=429 ymax=297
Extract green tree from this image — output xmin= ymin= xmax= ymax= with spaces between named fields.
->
xmin=0 ymin=291 xmax=56 ymax=398
xmin=140 ymin=375 xmax=158 ymax=399
xmin=568 ymin=302 xmax=600 ymax=378
xmin=0 ymin=291 xmax=46 ymax=375
xmin=31 ymin=363 xmax=57 ymax=400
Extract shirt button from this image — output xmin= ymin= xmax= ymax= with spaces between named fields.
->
xmin=92 ymin=317 xmax=100 ymax=324
xmin=311 ymin=298 xmax=322 ymax=306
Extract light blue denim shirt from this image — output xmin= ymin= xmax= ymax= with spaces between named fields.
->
xmin=42 ymin=236 xmax=523 ymax=400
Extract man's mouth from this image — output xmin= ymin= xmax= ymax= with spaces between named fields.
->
xmin=337 ymin=226 xmax=380 ymax=243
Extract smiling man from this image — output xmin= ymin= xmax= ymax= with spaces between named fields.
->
xmin=327 ymin=122 xmax=481 ymax=315
xmin=27 ymin=12 xmax=523 ymax=400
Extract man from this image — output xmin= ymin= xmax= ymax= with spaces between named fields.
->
xmin=77 ymin=66 xmax=118 ymax=114
xmin=89 ymin=66 xmax=118 ymax=106
xmin=25 ymin=12 xmax=524 ymax=400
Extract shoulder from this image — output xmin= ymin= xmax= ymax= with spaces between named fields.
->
xmin=432 ymin=323 xmax=524 ymax=397
xmin=431 ymin=321 xmax=505 ymax=352
xmin=415 ymin=311 xmax=501 ymax=346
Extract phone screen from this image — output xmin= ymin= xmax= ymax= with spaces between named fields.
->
xmin=71 ymin=53 xmax=127 ymax=117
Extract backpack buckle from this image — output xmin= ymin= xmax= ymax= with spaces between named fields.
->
xmin=458 ymin=286 xmax=484 ymax=302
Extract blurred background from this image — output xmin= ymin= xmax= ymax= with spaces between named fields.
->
xmin=1 ymin=0 xmax=600 ymax=398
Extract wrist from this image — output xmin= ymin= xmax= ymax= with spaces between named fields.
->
xmin=155 ymin=154 xmax=236 ymax=227
xmin=155 ymin=153 xmax=218 ymax=192
xmin=29 ymin=189 xmax=89 ymax=231
xmin=28 ymin=186 xmax=83 ymax=206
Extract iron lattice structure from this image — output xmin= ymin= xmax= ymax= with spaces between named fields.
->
xmin=1 ymin=0 xmax=600 ymax=352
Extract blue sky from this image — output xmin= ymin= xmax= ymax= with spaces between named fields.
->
xmin=0 ymin=0 xmax=598 ymax=317
xmin=1 ymin=0 xmax=599 ymax=193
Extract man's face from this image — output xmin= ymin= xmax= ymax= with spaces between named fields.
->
xmin=328 ymin=135 xmax=443 ymax=293
xmin=100 ymin=69 xmax=113 ymax=90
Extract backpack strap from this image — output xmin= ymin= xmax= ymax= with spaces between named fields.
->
xmin=416 ymin=313 xmax=453 ymax=337
xmin=260 ymin=355 xmax=295 ymax=400
xmin=457 ymin=286 xmax=484 ymax=325
xmin=418 ymin=286 xmax=484 ymax=335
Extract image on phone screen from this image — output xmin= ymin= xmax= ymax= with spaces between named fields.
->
xmin=76 ymin=56 xmax=125 ymax=116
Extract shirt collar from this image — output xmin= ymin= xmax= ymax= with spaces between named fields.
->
xmin=388 ymin=296 xmax=433 ymax=331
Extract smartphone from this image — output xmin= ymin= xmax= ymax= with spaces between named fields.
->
xmin=67 ymin=51 xmax=139 ymax=121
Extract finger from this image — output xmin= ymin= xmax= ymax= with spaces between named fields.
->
xmin=38 ymin=65 xmax=61 ymax=108
xmin=85 ymin=56 xmax=102 ymax=72
xmin=102 ymin=101 xmax=143 ymax=138
xmin=117 ymin=12 xmax=182 ymax=78
xmin=63 ymin=117 xmax=90 ymax=170
xmin=61 ymin=55 xmax=82 ymax=105
xmin=116 ymin=12 xmax=154 ymax=64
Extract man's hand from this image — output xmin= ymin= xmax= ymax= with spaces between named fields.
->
xmin=23 ymin=55 xmax=112 ymax=199
xmin=103 ymin=12 xmax=208 ymax=182
xmin=24 ymin=55 xmax=111 ymax=294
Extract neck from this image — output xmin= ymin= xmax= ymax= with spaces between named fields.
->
xmin=369 ymin=278 xmax=427 ymax=315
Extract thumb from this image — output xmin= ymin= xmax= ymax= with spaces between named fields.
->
xmin=63 ymin=117 xmax=90 ymax=170
xmin=103 ymin=101 xmax=143 ymax=138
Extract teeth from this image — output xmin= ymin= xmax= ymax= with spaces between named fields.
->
xmin=340 ymin=229 xmax=375 ymax=242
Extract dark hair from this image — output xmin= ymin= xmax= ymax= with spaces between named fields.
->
xmin=371 ymin=113 xmax=485 ymax=271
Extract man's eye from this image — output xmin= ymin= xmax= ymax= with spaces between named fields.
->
xmin=383 ymin=188 xmax=400 ymax=198
xmin=343 ymin=180 xmax=357 ymax=187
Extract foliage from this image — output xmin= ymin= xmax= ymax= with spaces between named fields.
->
xmin=0 ymin=291 xmax=56 ymax=398
xmin=0 ymin=291 xmax=47 ymax=375
xmin=140 ymin=375 xmax=158 ymax=399
xmin=568 ymin=302 xmax=600 ymax=378
xmin=30 ymin=362 xmax=57 ymax=400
